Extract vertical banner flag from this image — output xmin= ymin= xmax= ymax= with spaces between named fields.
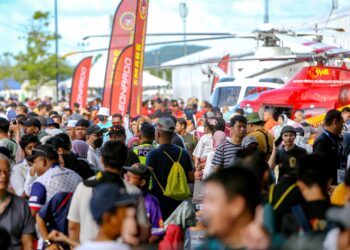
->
xmin=108 ymin=0 xmax=149 ymax=117
xmin=211 ymin=54 xmax=230 ymax=93
xmin=70 ymin=56 xmax=92 ymax=109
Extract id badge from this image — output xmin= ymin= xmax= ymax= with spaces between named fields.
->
xmin=337 ymin=168 xmax=346 ymax=184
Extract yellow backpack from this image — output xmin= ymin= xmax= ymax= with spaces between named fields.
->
xmin=152 ymin=148 xmax=190 ymax=201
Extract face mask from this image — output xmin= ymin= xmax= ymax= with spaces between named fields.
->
xmin=93 ymin=138 xmax=103 ymax=148
xmin=98 ymin=116 xmax=105 ymax=122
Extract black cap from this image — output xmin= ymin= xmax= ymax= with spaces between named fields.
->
xmin=86 ymin=125 xmax=106 ymax=135
xmin=22 ymin=118 xmax=41 ymax=129
xmin=281 ymin=125 xmax=296 ymax=136
xmin=123 ymin=163 xmax=151 ymax=180
xmin=27 ymin=144 xmax=59 ymax=162
xmin=107 ymin=125 xmax=125 ymax=136
xmin=75 ymin=119 xmax=91 ymax=128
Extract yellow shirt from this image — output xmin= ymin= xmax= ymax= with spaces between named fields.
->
xmin=249 ymin=129 xmax=274 ymax=154
xmin=331 ymin=182 xmax=348 ymax=206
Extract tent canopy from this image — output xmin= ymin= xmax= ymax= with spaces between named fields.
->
xmin=0 ymin=79 xmax=21 ymax=91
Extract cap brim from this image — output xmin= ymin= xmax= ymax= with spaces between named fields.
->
xmin=123 ymin=166 xmax=143 ymax=175
xmin=26 ymin=153 xmax=43 ymax=162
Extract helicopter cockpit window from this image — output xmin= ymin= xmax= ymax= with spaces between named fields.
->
xmin=211 ymin=86 xmax=241 ymax=107
xmin=244 ymin=87 xmax=273 ymax=97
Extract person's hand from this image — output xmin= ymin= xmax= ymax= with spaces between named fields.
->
xmin=243 ymin=205 xmax=271 ymax=250
xmin=121 ymin=207 xmax=139 ymax=246
xmin=29 ymin=163 xmax=37 ymax=177
xmin=48 ymin=230 xmax=67 ymax=243
xmin=45 ymin=242 xmax=64 ymax=250
xmin=9 ymin=123 xmax=20 ymax=133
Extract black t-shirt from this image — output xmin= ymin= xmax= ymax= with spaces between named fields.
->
xmin=281 ymin=200 xmax=332 ymax=237
xmin=146 ymin=143 xmax=193 ymax=220
xmin=275 ymin=145 xmax=307 ymax=176
xmin=313 ymin=130 xmax=344 ymax=184
xmin=269 ymin=176 xmax=305 ymax=232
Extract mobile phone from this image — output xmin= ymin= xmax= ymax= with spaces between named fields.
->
xmin=274 ymin=136 xmax=282 ymax=147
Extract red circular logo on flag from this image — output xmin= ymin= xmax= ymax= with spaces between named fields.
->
xmin=139 ymin=0 xmax=148 ymax=20
xmin=120 ymin=12 xmax=135 ymax=31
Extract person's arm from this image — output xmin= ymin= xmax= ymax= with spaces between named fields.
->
xmin=36 ymin=214 xmax=50 ymax=242
xmin=68 ymin=221 xmax=80 ymax=244
xmin=67 ymin=183 xmax=82 ymax=244
xmin=21 ymin=234 xmax=34 ymax=250
xmin=28 ymin=182 xmax=46 ymax=217
xmin=48 ymin=230 xmax=79 ymax=249
xmin=268 ymin=146 xmax=278 ymax=170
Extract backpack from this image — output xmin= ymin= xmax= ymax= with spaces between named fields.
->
xmin=152 ymin=148 xmax=190 ymax=201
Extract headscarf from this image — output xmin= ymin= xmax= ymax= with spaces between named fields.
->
xmin=213 ymin=130 xmax=226 ymax=148
xmin=72 ymin=140 xmax=89 ymax=158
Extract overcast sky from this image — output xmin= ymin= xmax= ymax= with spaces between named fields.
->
xmin=1 ymin=0 xmax=350 ymax=65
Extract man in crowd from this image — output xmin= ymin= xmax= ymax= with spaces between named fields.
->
xmin=67 ymin=141 xmax=150 ymax=245
xmin=268 ymin=125 xmax=307 ymax=181
xmin=341 ymin=107 xmax=350 ymax=134
xmin=107 ymin=125 xmax=139 ymax=166
xmin=27 ymin=144 xmax=82 ymax=249
xmin=293 ymin=109 xmax=316 ymax=140
xmin=97 ymin=107 xmax=112 ymax=129
xmin=212 ymin=115 xmax=247 ymax=169
xmin=124 ymin=163 xmax=164 ymax=243
xmin=246 ymin=112 xmax=274 ymax=160
xmin=112 ymin=113 xmax=123 ymax=126
xmin=146 ymin=117 xmax=194 ymax=220
xmin=66 ymin=120 xmax=77 ymax=140
xmin=86 ymin=125 xmax=105 ymax=172
xmin=263 ymin=108 xmax=277 ymax=131
xmin=10 ymin=134 xmax=40 ymax=198
xmin=198 ymin=167 xmax=260 ymax=250
xmin=0 ymin=153 xmax=35 ymax=250
xmin=314 ymin=109 xmax=345 ymax=185
xmin=176 ymin=118 xmax=197 ymax=156
xmin=133 ymin=122 xmax=156 ymax=164
xmin=0 ymin=117 xmax=18 ymax=162
xmin=75 ymin=119 xmax=90 ymax=141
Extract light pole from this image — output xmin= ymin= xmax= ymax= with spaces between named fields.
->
xmin=54 ymin=0 xmax=59 ymax=101
xmin=179 ymin=2 xmax=188 ymax=56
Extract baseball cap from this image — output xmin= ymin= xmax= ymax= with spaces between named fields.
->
xmin=90 ymin=183 xmax=137 ymax=223
xmin=245 ymin=112 xmax=263 ymax=124
xmin=107 ymin=125 xmax=125 ymax=136
xmin=75 ymin=119 xmax=90 ymax=128
xmin=86 ymin=125 xmax=106 ymax=135
xmin=22 ymin=117 xmax=41 ymax=129
xmin=157 ymin=117 xmax=175 ymax=132
xmin=327 ymin=203 xmax=350 ymax=229
xmin=123 ymin=163 xmax=151 ymax=180
xmin=281 ymin=125 xmax=296 ymax=136
xmin=97 ymin=107 xmax=110 ymax=117
xmin=71 ymin=113 xmax=84 ymax=121
xmin=67 ymin=120 xmax=77 ymax=128
xmin=47 ymin=117 xmax=59 ymax=128
xmin=242 ymin=136 xmax=259 ymax=148
xmin=27 ymin=144 xmax=59 ymax=162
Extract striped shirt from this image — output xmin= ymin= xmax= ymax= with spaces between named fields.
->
xmin=212 ymin=139 xmax=242 ymax=168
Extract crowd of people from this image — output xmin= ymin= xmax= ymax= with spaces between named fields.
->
xmin=1 ymin=95 xmax=350 ymax=250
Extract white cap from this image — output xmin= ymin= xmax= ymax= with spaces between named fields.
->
xmin=0 ymin=114 xmax=8 ymax=121
xmin=97 ymin=107 xmax=110 ymax=117
xmin=67 ymin=120 xmax=77 ymax=128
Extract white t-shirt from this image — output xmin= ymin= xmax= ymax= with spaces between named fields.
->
xmin=193 ymin=134 xmax=213 ymax=159
xmin=87 ymin=145 xmax=103 ymax=172
xmin=67 ymin=177 xmax=150 ymax=243
xmin=75 ymin=241 xmax=130 ymax=250
xmin=10 ymin=159 xmax=30 ymax=196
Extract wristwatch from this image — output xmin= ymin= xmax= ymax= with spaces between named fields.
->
xmin=43 ymin=240 xmax=51 ymax=248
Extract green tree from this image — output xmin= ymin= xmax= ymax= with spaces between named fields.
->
xmin=14 ymin=11 xmax=72 ymax=95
